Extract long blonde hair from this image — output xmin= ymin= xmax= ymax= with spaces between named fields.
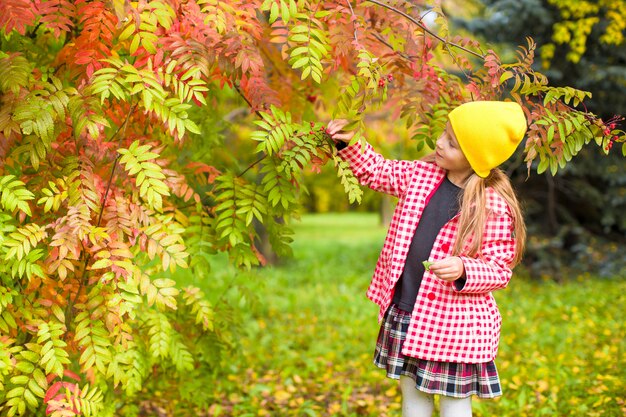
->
xmin=454 ymin=168 xmax=526 ymax=267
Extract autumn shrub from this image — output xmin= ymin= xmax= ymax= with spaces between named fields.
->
xmin=1 ymin=2 xmax=625 ymax=417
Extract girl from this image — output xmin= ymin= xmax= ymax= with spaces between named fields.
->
xmin=327 ymin=101 xmax=527 ymax=417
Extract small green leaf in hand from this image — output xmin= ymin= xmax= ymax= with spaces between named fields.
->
xmin=422 ymin=260 xmax=433 ymax=271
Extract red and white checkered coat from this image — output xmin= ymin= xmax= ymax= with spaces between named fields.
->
xmin=338 ymin=142 xmax=518 ymax=364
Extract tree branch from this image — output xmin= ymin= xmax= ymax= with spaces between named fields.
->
xmin=364 ymin=0 xmax=485 ymax=59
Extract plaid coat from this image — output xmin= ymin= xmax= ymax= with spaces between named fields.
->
xmin=338 ymin=142 xmax=517 ymax=363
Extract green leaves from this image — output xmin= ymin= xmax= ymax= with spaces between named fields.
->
xmin=91 ymin=58 xmax=201 ymax=138
xmin=252 ymin=106 xmax=294 ymax=155
xmin=287 ymin=20 xmax=330 ymax=83
xmin=333 ymin=158 xmax=363 ymax=205
xmin=263 ymin=0 xmax=298 ymax=24
xmin=145 ymin=310 xmax=173 ymax=359
xmin=212 ymin=174 xmax=272 ymax=268
xmin=182 ymin=286 xmax=214 ymax=331
xmin=37 ymin=322 xmax=71 ymax=378
xmin=118 ymin=140 xmax=171 ymax=212
xmin=528 ymin=110 xmax=596 ymax=176
xmin=542 ymin=86 xmax=592 ymax=107
xmin=214 ymin=175 xmax=266 ymax=244
xmin=67 ymin=93 xmax=109 ymax=140
xmin=74 ymin=311 xmax=112 ymax=376
xmin=261 ymin=160 xmax=298 ymax=210
xmin=262 ymin=0 xmax=330 ymax=83
xmin=0 ymin=175 xmax=35 ymax=216
xmin=409 ymin=102 xmax=451 ymax=152
xmin=4 ymin=345 xmax=48 ymax=416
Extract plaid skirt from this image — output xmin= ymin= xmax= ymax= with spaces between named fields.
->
xmin=373 ymin=304 xmax=502 ymax=399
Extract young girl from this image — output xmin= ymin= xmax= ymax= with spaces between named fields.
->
xmin=327 ymin=101 xmax=527 ymax=417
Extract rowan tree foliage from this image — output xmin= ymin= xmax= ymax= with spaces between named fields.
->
xmin=0 ymin=0 xmax=624 ymax=416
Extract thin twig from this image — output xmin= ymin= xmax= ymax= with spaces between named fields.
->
xmin=96 ymin=102 xmax=138 ymax=227
xmin=364 ymin=0 xmax=485 ymax=59
xmin=238 ymin=155 xmax=266 ymax=178
xmin=233 ymin=84 xmax=269 ymax=177
xmin=344 ymin=0 xmax=359 ymax=44
xmin=65 ymin=102 xmax=138 ymax=329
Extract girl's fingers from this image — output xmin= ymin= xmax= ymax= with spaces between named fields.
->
xmin=332 ymin=132 xmax=354 ymax=142
xmin=327 ymin=119 xmax=349 ymax=135
xmin=430 ymin=260 xmax=462 ymax=281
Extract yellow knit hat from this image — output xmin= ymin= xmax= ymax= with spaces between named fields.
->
xmin=448 ymin=101 xmax=527 ymax=178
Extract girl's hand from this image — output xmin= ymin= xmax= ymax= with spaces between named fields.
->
xmin=327 ymin=119 xmax=355 ymax=142
xmin=429 ymin=257 xmax=465 ymax=282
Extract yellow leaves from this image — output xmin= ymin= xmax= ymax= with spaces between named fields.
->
xmin=142 ymin=220 xmax=189 ymax=272
xmin=547 ymin=0 xmax=626 ymax=63
xmin=602 ymin=8 xmax=626 ymax=45
xmin=144 ymin=278 xmax=179 ymax=310
xmin=198 ymin=0 xmax=236 ymax=33
xmin=182 ymin=286 xmax=214 ymax=331
xmin=117 ymin=0 xmax=175 ymax=54
xmin=161 ymin=61 xmax=209 ymax=106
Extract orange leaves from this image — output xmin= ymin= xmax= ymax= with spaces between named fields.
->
xmin=239 ymin=72 xmax=281 ymax=112
xmin=44 ymin=380 xmax=104 ymax=417
xmin=64 ymin=1 xmax=117 ymax=79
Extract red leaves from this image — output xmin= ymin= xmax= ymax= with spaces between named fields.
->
xmin=34 ymin=0 xmax=77 ymax=37
xmin=44 ymin=371 xmax=82 ymax=416
xmin=240 ymin=72 xmax=282 ymax=112
xmin=0 ymin=0 xmax=36 ymax=35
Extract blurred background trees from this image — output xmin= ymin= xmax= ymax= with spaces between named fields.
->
xmin=455 ymin=0 xmax=626 ymax=278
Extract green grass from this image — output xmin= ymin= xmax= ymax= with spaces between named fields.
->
xmin=177 ymin=213 xmax=626 ymax=417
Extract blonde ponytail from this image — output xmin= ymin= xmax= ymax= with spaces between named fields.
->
xmin=453 ymin=168 xmax=526 ymax=267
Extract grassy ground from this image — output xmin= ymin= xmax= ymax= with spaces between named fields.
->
xmin=179 ymin=213 xmax=626 ymax=417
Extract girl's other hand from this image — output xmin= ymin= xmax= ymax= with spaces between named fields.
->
xmin=327 ymin=119 xmax=355 ymax=143
xmin=429 ymin=257 xmax=465 ymax=282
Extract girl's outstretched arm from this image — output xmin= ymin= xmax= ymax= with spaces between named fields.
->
xmin=327 ymin=119 xmax=426 ymax=197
